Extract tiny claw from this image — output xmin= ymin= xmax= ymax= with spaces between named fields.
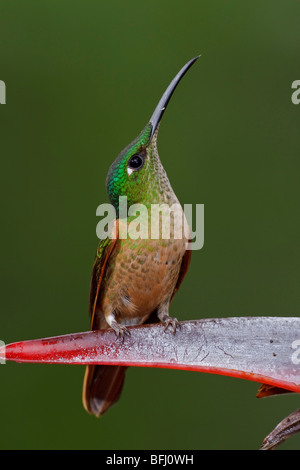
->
xmin=163 ymin=317 xmax=181 ymax=335
xmin=111 ymin=322 xmax=131 ymax=341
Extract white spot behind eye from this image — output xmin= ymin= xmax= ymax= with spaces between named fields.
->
xmin=127 ymin=167 xmax=134 ymax=176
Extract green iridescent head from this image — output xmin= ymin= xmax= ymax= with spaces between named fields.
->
xmin=106 ymin=56 xmax=200 ymax=214
xmin=106 ymin=123 xmax=152 ymax=211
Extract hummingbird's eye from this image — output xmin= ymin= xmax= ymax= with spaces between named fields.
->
xmin=128 ymin=154 xmax=144 ymax=172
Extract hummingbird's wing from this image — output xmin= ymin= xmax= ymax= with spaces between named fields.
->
xmin=89 ymin=219 xmax=119 ymax=327
xmin=171 ymin=247 xmax=192 ymax=301
xmin=83 ymin=219 xmax=127 ymax=417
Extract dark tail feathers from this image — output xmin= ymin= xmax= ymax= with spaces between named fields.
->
xmin=83 ymin=365 xmax=127 ymax=417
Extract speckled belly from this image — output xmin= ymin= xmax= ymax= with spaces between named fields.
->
xmin=99 ymin=236 xmax=186 ymax=326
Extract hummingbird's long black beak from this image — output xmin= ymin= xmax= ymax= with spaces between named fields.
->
xmin=149 ymin=56 xmax=200 ymax=140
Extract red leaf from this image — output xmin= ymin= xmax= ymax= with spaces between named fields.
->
xmin=1 ymin=317 xmax=299 ymax=393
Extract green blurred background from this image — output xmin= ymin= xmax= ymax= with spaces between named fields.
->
xmin=0 ymin=0 xmax=299 ymax=450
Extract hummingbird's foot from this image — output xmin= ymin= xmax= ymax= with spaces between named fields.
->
xmin=106 ymin=313 xmax=131 ymax=339
xmin=159 ymin=313 xmax=181 ymax=335
xmin=111 ymin=321 xmax=131 ymax=339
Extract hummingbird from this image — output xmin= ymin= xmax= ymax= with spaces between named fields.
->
xmin=82 ymin=56 xmax=199 ymax=417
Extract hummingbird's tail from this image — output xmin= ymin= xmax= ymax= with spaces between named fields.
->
xmin=82 ymin=364 xmax=127 ymax=417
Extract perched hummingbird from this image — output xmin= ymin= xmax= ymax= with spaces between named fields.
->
xmin=82 ymin=56 xmax=199 ymax=417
